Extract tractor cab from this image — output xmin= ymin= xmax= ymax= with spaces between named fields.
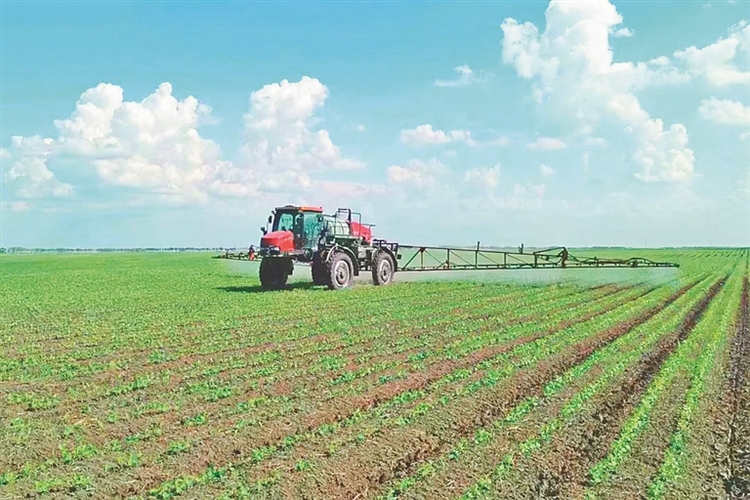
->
xmin=259 ymin=205 xmax=325 ymax=257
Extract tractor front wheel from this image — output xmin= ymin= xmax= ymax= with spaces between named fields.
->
xmin=259 ymin=258 xmax=289 ymax=291
xmin=372 ymin=250 xmax=395 ymax=286
xmin=311 ymin=258 xmax=327 ymax=286
xmin=326 ymin=251 xmax=354 ymax=290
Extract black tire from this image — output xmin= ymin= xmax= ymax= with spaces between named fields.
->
xmin=259 ymin=258 xmax=289 ymax=291
xmin=311 ymin=258 xmax=327 ymax=286
xmin=371 ymin=250 xmax=395 ymax=286
xmin=326 ymin=251 xmax=354 ymax=290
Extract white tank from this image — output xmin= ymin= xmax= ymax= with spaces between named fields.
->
xmin=323 ymin=216 xmax=350 ymax=236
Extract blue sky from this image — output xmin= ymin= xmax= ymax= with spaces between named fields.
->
xmin=1 ymin=0 xmax=748 ymax=249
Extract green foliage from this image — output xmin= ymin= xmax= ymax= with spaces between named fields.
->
xmin=0 ymin=249 xmax=744 ymax=499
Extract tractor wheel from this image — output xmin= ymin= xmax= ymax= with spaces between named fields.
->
xmin=371 ymin=250 xmax=395 ymax=286
xmin=326 ymin=251 xmax=354 ymax=290
xmin=259 ymin=258 xmax=288 ymax=291
xmin=311 ymin=258 xmax=327 ymax=286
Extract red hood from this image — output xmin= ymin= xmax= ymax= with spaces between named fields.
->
xmin=260 ymin=230 xmax=294 ymax=252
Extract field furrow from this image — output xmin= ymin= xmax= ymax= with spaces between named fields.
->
xmin=0 ymin=249 xmax=745 ymax=500
xmin=375 ymin=273 xmax=716 ymax=500
xmin=163 ymin=278 xmax=699 ymax=499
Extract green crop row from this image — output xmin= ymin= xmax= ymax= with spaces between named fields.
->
xmin=0 ymin=279 xmax=629 ymax=489
xmin=645 ymin=267 xmax=745 ymax=498
xmin=582 ymin=273 xmax=740 ymax=496
xmin=190 ymin=273 xmax=702 ymax=499
xmin=377 ymin=272 xmax=710 ymax=499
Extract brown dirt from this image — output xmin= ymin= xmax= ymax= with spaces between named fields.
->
xmin=497 ymin=275 xmax=728 ymax=499
xmin=241 ymin=281 xmax=698 ymax=499
xmin=726 ymin=274 xmax=750 ymax=498
xmin=0 ymin=283 xmax=632 ymax=484
xmin=105 ymin=284 xmax=653 ymax=497
xmin=3 ymin=282 xmax=600 ymax=417
xmin=0 ymin=284 xmax=633 ymax=498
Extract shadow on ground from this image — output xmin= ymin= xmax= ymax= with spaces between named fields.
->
xmin=217 ymin=282 xmax=321 ymax=293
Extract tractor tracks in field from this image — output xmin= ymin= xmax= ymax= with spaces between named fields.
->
xmin=726 ymin=273 xmax=750 ymax=499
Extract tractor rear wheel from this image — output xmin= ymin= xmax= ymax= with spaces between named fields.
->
xmin=259 ymin=258 xmax=289 ymax=291
xmin=326 ymin=251 xmax=354 ymax=290
xmin=372 ymin=250 xmax=395 ymax=286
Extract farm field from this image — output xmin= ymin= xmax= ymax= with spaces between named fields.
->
xmin=1 ymin=248 xmax=748 ymax=500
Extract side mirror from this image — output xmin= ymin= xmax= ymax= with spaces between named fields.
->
xmin=267 ymin=215 xmax=273 ymax=224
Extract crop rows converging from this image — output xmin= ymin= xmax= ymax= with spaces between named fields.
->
xmin=0 ymin=248 xmax=748 ymax=499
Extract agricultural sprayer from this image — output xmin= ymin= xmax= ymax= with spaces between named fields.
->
xmin=214 ymin=204 xmax=680 ymax=291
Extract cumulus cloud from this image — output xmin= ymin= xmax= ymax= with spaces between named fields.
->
xmin=540 ymin=164 xmax=555 ymax=176
xmin=2 ymin=135 xmax=74 ymax=198
xmin=674 ymin=21 xmax=750 ymax=87
xmin=242 ymin=76 xmax=365 ymax=180
xmin=698 ymin=97 xmax=750 ymax=127
xmin=400 ymin=124 xmax=477 ymax=146
xmin=3 ymin=76 xmax=364 ymax=204
xmin=434 ymin=65 xmax=486 ymax=87
xmin=386 ymin=158 xmax=447 ymax=189
xmin=527 ymin=137 xmax=567 ymax=150
xmin=489 ymin=135 xmax=512 ymax=146
xmin=463 ymin=163 xmax=501 ymax=189
xmin=500 ymin=0 xmax=696 ymax=182
xmin=613 ymin=27 xmax=634 ymax=38
xmin=2 ymin=82 xmax=231 ymax=203
xmin=498 ymin=183 xmax=547 ymax=210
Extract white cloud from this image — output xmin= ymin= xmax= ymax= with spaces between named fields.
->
xmin=648 ymin=56 xmax=670 ymax=66
xmin=434 ymin=65 xmax=485 ymax=87
xmin=2 ymin=135 xmax=74 ymax=198
xmin=501 ymin=0 xmax=696 ymax=182
xmin=463 ymin=163 xmax=501 ymax=189
xmin=613 ymin=27 xmax=634 ymax=38
xmin=489 ymin=135 xmax=511 ymax=146
xmin=540 ymin=164 xmax=555 ymax=176
xmin=673 ymin=21 xmax=750 ymax=87
xmin=585 ymin=136 xmax=608 ymax=147
xmin=400 ymin=124 xmax=477 ymax=146
xmin=698 ymin=97 xmax=750 ymax=127
xmin=400 ymin=124 xmax=451 ymax=145
xmin=2 ymin=77 xmax=365 ymax=204
xmin=500 ymin=183 xmax=546 ymax=210
xmin=2 ymin=82 xmax=228 ymax=203
xmin=9 ymin=201 xmax=31 ymax=212
xmin=448 ymin=130 xmax=478 ymax=146
xmin=242 ymin=76 xmax=365 ymax=179
xmin=355 ymin=124 xmax=367 ymax=132
xmin=527 ymin=137 xmax=567 ymax=150
xmin=317 ymin=180 xmax=386 ymax=199
xmin=386 ymin=158 xmax=447 ymax=189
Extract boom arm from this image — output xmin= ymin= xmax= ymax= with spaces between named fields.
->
xmin=395 ymin=244 xmax=679 ymax=272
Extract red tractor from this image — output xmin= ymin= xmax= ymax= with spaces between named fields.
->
xmin=253 ymin=205 xmax=399 ymax=291
xmin=214 ymin=205 xmax=681 ymax=291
